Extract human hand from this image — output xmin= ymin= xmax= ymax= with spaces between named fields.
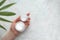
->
xmin=10 ymin=13 xmax=30 ymax=36
xmin=2 ymin=13 xmax=30 ymax=40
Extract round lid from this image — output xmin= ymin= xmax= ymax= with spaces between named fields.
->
xmin=15 ymin=22 xmax=25 ymax=32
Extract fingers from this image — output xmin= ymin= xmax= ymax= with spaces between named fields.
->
xmin=26 ymin=18 xmax=30 ymax=25
xmin=26 ymin=12 xmax=30 ymax=16
xmin=25 ymin=13 xmax=30 ymax=27
xmin=27 ymin=18 xmax=30 ymax=21
xmin=24 ymin=18 xmax=30 ymax=28
xmin=13 ymin=16 xmax=21 ymax=23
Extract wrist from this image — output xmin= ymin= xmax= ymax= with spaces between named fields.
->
xmin=2 ymin=30 xmax=16 ymax=40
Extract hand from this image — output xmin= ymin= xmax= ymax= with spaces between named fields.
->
xmin=10 ymin=13 xmax=30 ymax=36
xmin=2 ymin=13 xmax=30 ymax=40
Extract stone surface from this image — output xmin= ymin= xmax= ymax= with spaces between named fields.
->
xmin=0 ymin=0 xmax=60 ymax=40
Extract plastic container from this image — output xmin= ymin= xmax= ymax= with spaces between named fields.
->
xmin=15 ymin=22 xmax=25 ymax=32
xmin=21 ymin=15 xmax=28 ymax=22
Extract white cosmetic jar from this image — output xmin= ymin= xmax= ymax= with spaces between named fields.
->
xmin=21 ymin=15 xmax=28 ymax=22
xmin=15 ymin=22 xmax=26 ymax=32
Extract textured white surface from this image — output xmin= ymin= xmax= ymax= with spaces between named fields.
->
xmin=0 ymin=0 xmax=60 ymax=40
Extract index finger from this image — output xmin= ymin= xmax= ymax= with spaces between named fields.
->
xmin=13 ymin=16 xmax=21 ymax=23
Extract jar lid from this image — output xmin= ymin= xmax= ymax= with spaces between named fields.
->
xmin=15 ymin=22 xmax=25 ymax=32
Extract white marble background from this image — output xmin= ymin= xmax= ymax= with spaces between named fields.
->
xmin=0 ymin=0 xmax=60 ymax=40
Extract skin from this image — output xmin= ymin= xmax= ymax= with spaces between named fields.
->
xmin=2 ymin=13 xmax=30 ymax=40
